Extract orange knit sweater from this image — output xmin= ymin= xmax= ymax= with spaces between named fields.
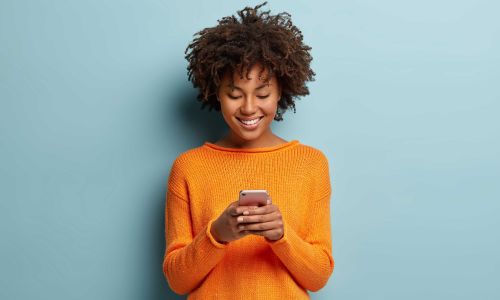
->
xmin=163 ymin=139 xmax=334 ymax=299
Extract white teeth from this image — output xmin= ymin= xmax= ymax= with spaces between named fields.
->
xmin=240 ymin=118 xmax=261 ymax=125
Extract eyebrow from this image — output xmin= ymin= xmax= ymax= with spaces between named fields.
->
xmin=226 ymin=83 xmax=271 ymax=90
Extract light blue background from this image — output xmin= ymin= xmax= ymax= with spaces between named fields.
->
xmin=1 ymin=0 xmax=499 ymax=299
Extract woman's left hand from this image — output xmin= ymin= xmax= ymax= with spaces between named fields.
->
xmin=235 ymin=198 xmax=284 ymax=241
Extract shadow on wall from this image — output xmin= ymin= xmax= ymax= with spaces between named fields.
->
xmin=173 ymin=84 xmax=228 ymax=145
xmin=155 ymin=83 xmax=227 ymax=299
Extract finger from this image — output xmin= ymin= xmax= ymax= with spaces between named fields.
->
xmin=246 ymin=230 xmax=273 ymax=236
xmin=246 ymin=228 xmax=281 ymax=237
xmin=238 ymin=220 xmax=280 ymax=231
xmin=234 ymin=205 xmax=259 ymax=215
xmin=229 ymin=202 xmax=256 ymax=216
xmin=241 ymin=204 xmax=275 ymax=216
xmin=236 ymin=211 xmax=279 ymax=224
xmin=228 ymin=201 xmax=240 ymax=216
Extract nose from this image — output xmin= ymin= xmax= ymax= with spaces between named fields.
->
xmin=240 ymin=96 xmax=258 ymax=115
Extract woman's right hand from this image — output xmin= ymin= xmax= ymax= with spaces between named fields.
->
xmin=210 ymin=200 xmax=258 ymax=244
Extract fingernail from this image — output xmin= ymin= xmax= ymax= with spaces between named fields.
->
xmin=243 ymin=211 xmax=249 ymax=215
xmin=267 ymin=199 xmax=271 ymax=204
xmin=237 ymin=216 xmax=243 ymax=222
xmin=239 ymin=225 xmax=244 ymax=230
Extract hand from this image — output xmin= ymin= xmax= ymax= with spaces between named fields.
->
xmin=235 ymin=198 xmax=284 ymax=241
xmin=210 ymin=200 xmax=259 ymax=244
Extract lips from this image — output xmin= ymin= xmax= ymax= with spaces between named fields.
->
xmin=236 ymin=116 xmax=264 ymax=129
xmin=237 ymin=117 xmax=264 ymax=122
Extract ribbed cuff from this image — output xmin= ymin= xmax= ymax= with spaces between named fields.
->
xmin=206 ymin=217 xmax=229 ymax=248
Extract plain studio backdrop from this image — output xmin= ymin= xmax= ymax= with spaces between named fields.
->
xmin=0 ymin=0 xmax=499 ymax=299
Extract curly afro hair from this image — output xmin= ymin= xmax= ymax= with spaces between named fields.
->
xmin=184 ymin=1 xmax=315 ymax=121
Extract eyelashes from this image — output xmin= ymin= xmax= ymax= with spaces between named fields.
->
xmin=228 ymin=95 xmax=270 ymax=100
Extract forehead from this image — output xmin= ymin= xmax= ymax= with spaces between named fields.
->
xmin=222 ymin=63 xmax=276 ymax=85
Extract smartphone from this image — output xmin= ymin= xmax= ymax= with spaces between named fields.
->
xmin=238 ymin=190 xmax=270 ymax=207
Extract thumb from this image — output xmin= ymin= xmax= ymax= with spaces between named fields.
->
xmin=228 ymin=200 xmax=240 ymax=216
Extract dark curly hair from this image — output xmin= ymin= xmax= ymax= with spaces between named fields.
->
xmin=184 ymin=1 xmax=315 ymax=121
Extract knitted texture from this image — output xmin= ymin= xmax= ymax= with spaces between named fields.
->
xmin=163 ymin=139 xmax=334 ymax=299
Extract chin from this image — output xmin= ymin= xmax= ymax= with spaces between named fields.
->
xmin=231 ymin=127 xmax=262 ymax=141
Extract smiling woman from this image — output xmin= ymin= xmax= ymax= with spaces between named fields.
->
xmin=184 ymin=1 xmax=315 ymax=121
xmin=163 ymin=2 xmax=334 ymax=299
xmin=215 ymin=63 xmax=283 ymax=148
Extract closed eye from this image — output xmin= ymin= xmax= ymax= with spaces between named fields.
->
xmin=228 ymin=95 xmax=270 ymax=99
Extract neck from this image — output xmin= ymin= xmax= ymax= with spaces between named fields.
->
xmin=219 ymin=130 xmax=283 ymax=149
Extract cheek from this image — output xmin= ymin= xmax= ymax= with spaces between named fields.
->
xmin=221 ymin=109 xmax=235 ymax=125
xmin=220 ymin=101 xmax=237 ymax=115
xmin=264 ymin=101 xmax=278 ymax=115
xmin=261 ymin=104 xmax=278 ymax=123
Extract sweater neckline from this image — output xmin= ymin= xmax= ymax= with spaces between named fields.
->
xmin=203 ymin=139 xmax=300 ymax=153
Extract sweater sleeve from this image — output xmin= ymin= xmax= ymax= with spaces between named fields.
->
xmin=162 ymin=157 xmax=229 ymax=295
xmin=264 ymin=152 xmax=334 ymax=292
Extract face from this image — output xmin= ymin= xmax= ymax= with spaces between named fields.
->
xmin=216 ymin=63 xmax=281 ymax=146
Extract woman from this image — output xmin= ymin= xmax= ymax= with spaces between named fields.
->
xmin=163 ymin=2 xmax=334 ymax=299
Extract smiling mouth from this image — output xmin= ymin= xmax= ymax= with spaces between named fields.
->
xmin=237 ymin=116 xmax=264 ymax=124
